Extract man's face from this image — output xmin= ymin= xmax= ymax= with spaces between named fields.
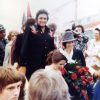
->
xmin=94 ymin=30 xmax=100 ymax=40
xmin=0 ymin=81 xmax=22 ymax=100
xmin=74 ymin=27 xmax=82 ymax=35
xmin=37 ymin=14 xmax=48 ymax=27
xmin=0 ymin=31 xmax=5 ymax=39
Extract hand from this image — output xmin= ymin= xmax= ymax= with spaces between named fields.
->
xmin=18 ymin=66 xmax=26 ymax=75
xmin=13 ymin=62 xmax=18 ymax=69
xmin=30 ymin=25 xmax=37 ymax=34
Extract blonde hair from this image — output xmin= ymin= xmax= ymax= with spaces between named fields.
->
xmin=28 ymin=69 xmax=70 ymax=100
xmin=7 ymin=30 xmax=19 ymax=41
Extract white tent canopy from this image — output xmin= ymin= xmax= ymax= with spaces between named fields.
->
xmin=0 ymin=0 xmax=100 ymax=32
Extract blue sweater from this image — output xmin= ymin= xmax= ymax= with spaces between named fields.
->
xmin=93 ymin=80 xmax=100 ymax=100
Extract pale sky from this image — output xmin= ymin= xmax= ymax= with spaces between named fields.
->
xmin=0 ymin=0 xmax=100 ymax=32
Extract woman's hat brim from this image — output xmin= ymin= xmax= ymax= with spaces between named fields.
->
xmin=62 ymin=39 xmax=76 ymax=43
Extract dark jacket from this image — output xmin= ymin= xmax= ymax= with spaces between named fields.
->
xmin=0 ymin=39 xmax=7 ymax=66
xmin=12 ymin=33 xmax=23 ymax=65
xmin=74 ymin=35 xmax=88 ymax=52
xmin=14 ymin=25 xmax=55 ymax=79
xmin=72 ymin=49 xmax=86 ymax=66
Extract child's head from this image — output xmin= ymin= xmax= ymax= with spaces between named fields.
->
xmin=47 ymin=50 xmax=67 ymax=70
xmin=0 ymin=67 xmax=26 ymax=100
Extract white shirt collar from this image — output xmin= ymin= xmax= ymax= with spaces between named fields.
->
xmin=59 ymin=48 xmax=75 ymax=63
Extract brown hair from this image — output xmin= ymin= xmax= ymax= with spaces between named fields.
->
xmin=28 ymin=69 xmax=70 ymax=100
xmin=95 ymin=28 xmax=100 ymax=34
xmin=48 ymin=23 xmax=57 ymax=32
xmin=0 ymin=67 xmax=26 ymax=100
xmin=47 ymin=50 xmax=67 ymax=65
xmin=21 ymin=18 xmax=35 ymax=32
xmin=7 ymin=31 xmax=19 ymax=41
xmin=75 ymin=25 xmax=85 ymax=33
xmin=36 ymin=9 xmax=49 ymax=21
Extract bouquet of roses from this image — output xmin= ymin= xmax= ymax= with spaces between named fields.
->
xmin=61 ymin=62 xmax=93 ymax=97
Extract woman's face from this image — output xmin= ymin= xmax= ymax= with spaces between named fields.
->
xmin=94 ymin=30 xmax=100 ymax=40
xmin=0 ymin=31 xmax=5 ymax=39
xmin=55 ymin=60 xmax=66 ymax=70
xmin=65 ymin=41 xmax=74 ymax=49
xmin=37 ymin=14 xmax=48 ymax=27
xmin=11 ymin=33 xmax=17 ymax=41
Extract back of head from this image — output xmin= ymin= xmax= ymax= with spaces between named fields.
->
xmin=26 ymin=17 xmax=35 ymax=26
xmin=21 ymin=18 xmax=35 ymax=32
xmin=47 ymin=50 xmax=67 ymax=65
xmin=28 ymin=69 xmax=70 ymax=100
xmin=48 ymin=23 xmax=57 ymax=32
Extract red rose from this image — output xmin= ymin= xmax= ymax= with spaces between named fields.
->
xmin=74 ymin=85 xmax=79 ymax=90
xmin=83 ymin=67 xmax=89 ymax=72
xmin=88 ymin=77 xmax=93 ymax=81
xmin=78 ymin=68 xmax=83 ymax=74
xmin=84 ymin=67 xmax=89 ymax=72
xmin=60 ymin=68 xmax=67 ymax=75
xmin=82 ymin=68 xmax=86 ymax=72
xmin=85 ymin=79 xmax=88 ymax=83
xmin=76 ymin=66 xmax=81 ymax=69
xmin=81 ymin=90 xmax=86 ymax=95
xmin=81 ymin=76 xmax=85 ymax=81
xmin=71 ymin=73 xmax=77 ymax=80
xmin=82 ymin=81 xmax=86 ymax=86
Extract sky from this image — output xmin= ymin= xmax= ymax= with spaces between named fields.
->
xmin=0 ymin=0 xmax=100 ymax=33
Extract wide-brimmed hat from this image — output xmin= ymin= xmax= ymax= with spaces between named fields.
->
xmin=62 ymin=31 xmax=76 ymax=43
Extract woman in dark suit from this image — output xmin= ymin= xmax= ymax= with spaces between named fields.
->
xmin=60 ymin=31 xmax=86 ymax=66
xmin=59 ymin=31 xmax=86 ymax=100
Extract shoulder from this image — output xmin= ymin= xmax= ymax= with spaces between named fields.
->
xmin=16 ymin=34 xmax=23 ymax=42
xmin=17 ymin=34 xmax=23 ymax=39
xmin=94 ymin=80 xmax=100 ymax=92
xmin=88 ymin=39 xmax=95 ymax=44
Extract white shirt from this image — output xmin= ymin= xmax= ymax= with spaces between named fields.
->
xmin=45 ymin=65 xmax=62 ymax=75
xmin=3 ymin=41 xmax=13 ymax=67
xmin=59 ymin=48 xmax=75 ymax=63
xmin=85 ymin=39 xmax=100 ymax=74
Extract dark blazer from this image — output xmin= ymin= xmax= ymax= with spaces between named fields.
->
xmin=72 ymin=49 xmax=86 ymax=66
xmin=0 ymin=39 xmax=7 ymax=66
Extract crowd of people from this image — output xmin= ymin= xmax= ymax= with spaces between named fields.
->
xmin=0 ymin=9 xmax=100 ymax=100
